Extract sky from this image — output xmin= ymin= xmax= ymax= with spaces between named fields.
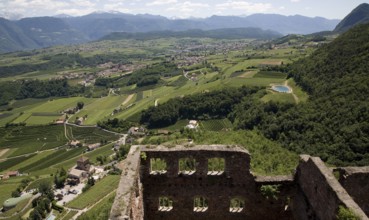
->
xmin=0 ymin=0 xmax=368 ymax=20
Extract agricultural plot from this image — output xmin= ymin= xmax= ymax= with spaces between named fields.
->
xmin=54 ymin=143 xmax=114 ymax=170
xmin=19 ymin=148 xmax=85 ymax=173
xmin=0 ymin=154 xmax=36 ymax=172
xmin=0 ymin=125 xmax=67 ymax=157
xmin=71 ymin=96 xmax=126 ymax=125
xmin=67 ymin=175 xmax=120 ymax=209
xmin=66 ymin=126 xmax=120 ymax=144
xmin=224 ymin=77 xmax=285 ymax=87
xmin=5 ymin=151 xmax=55 ymax=171
xmin=25 ymin=115 xmax=60 ymax=125
xmin=77 ymin=192 xmax=116 ymax=220
xmin=201 ymin=119 xmax=233 ymax=131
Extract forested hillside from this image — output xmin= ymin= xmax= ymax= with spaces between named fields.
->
xmin=233 ymin=24 xmax=369 ymax=166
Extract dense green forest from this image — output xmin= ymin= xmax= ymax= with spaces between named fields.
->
xmin=0 ymin=79 xmax=84 ymax=106
xmin=140 ymin=87 xmax=260 ymax=128
xmin=233 ymin=24 xmax=369 ymax=166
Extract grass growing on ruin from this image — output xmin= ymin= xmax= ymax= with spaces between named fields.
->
xmin=143 ymin=130 xmax=298 ymax=175
xmin=194 ymin=130 xmax=299 ymax=175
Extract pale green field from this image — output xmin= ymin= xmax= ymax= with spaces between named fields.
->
xmin=261 ymin=92 xmax=296 ymax=103
xmin=12 ymin=113 xmax=32 ymax=123
xmin=71 ymin=95 xmax=127 ymax=125
xmin=25 ymin=115 xmax=59 ymax=125
xmin=29 ymin=97 xmax=93 ymax=113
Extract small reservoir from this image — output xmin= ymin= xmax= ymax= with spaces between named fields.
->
xmin=271 ymin=85 xmax=292 ymax=93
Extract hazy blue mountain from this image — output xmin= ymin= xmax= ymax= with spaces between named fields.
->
xmin=63 ymin=12 xmax=339 ymax=39
xmin=0 ymin=18 xmax=38 ymax=52
xmin=16 ymin=17 xmax=87 ymax=46
xmin=0 ymin=12 xmax=340 ymax=53
xmin=100 ymin=28 xmax=282 ymax=41
xmin=334 ymin=3 xmax=369 ymax=33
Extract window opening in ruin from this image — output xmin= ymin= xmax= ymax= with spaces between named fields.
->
xmin=179 ymin=157 xmax=196 ymax=175
xmin=207 ymin=157 xmax=225 ymax=175
xmin=193 ymin=196 xmax=208 ymax=212
xmin=158 ymin=197 xmax=173 ymax=211
xmin=150 ymin=158 xmax=167 ymax=175
xmin=229 ymin=198 xmax=245 ymax=213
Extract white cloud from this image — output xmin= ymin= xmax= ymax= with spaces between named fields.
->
xmin=290 ymin=0 xmax=301 ymax=2
xmin=103 ymin=2 xmax=132 ymax=13
xmin=55 ymin=8 xmax=95 ymax=16
xmin=73 ymin=0 xmax=96 ymax=8
xmin=167 ymin=1 xmax=209 ymax=13
xmin=216 ymin=1 xmax=272 ymax=13
xmin=146 ymin=0 xmax=177 ymax=6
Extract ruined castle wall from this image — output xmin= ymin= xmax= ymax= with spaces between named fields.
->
xmin=335 ymin=167 xmax=369 ymax=216
xmin=140 ymin=145 xmax=294 ymax=220
xmin=110 ymin=146 xmax=144 ymax=220
xmin=294 ymin=155 xmax=368 ymax=220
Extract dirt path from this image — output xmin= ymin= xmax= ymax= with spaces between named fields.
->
xmin=122 ymin=94 xmax=134 ymax=106
xmin=0 ymin=149 xmax=9 ymax=158
xmin=284 ymin=80 xmax=299 ymax=104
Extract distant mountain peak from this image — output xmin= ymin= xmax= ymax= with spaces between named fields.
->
xmin=54 ymin=14 xmax=73 ymax=18
xmin=334 ymin=3 xmax=369 ymax=33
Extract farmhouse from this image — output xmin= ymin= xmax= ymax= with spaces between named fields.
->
xmin=88 ymin=143 xmax=101 ymax=151
xmin=2 ymin=170 xmax=19 ymax=179
xmin=128 ymin=127 xmax=145 ymax=136
xmin=67 ymin=156 xmax=95 ymax=184
xmin=69 ymin=140 xmax=81 ymax=147
xmin=186 ymin=120 xmax=198 ymax=129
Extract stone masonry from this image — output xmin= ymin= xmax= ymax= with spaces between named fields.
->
xmin=110 ymin=145 xmax=369 ymax=220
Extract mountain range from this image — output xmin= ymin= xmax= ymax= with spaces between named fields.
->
xmin=0 ymin=12 xmax=341 ymax=53
xmin=3 ymin=2 xmax=369 ymax=54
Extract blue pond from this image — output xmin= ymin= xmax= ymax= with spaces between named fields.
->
xmin=272 ymin=85 xmax=291 ymax=93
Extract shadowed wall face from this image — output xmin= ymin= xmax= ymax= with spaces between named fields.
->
xmin=140 ymin=146 xmax=294 ymax=220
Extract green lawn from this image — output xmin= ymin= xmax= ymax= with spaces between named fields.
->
xmin=287 ymin=78 xmax=309 ymax=103
xmin=67 ymin=175 xmax=120 ymax=209
xmin=25 ymin=115 xmax=60 ymax=125
xmin=71 ymin=96 xmax=126 ymax=125
xmin=261 ymin=92 xmax=296 ymax=104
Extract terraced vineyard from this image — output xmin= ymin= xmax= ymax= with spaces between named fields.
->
xmin=201 ymin=119 xmax=233 ymax=131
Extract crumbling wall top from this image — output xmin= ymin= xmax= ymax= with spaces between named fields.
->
xmin=141 ymin=144 xmax=249 ymax=154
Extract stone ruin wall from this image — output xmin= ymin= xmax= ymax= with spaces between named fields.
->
xmin=140 ymin=145 xmax=294 ymax=220
xmin=293 ymin=155 xmax=368 ymax=220
xmin=110 ymin=145 xmax=369 ymax=220
xmin=335 ymin=166 xmax=369 ymax=216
